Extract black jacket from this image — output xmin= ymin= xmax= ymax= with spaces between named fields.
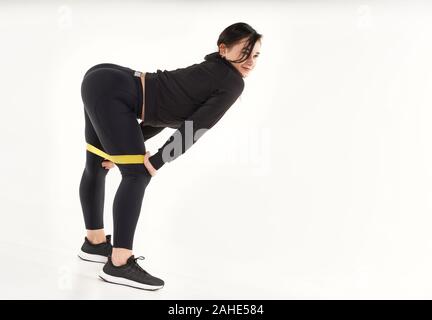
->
xmin=142 ymin=51 xmax=245 ymax=170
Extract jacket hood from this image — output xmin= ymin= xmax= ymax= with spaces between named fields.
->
xmin=203 ymin=51 xmax=243 ymax=78
xmin=204 ymin=51 xmax=221 ymax=61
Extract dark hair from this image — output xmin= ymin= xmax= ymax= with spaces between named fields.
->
xmin=217 ymin=22 xmax=262 ymax=64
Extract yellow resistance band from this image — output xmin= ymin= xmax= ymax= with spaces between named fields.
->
xmin=86 ymin=143 xmax=145 ymax=164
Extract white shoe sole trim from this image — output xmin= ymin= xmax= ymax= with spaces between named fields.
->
xmin=78 ymin=250 xmax=108 ymax=263
xmin=99 ymin=270 xmax=164 ymax=291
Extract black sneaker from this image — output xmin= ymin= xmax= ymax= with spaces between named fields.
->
xmin=78 ymin=235 xmax=112 ymax=263
xmin=99 ymin=255 xmax=164 ymax=291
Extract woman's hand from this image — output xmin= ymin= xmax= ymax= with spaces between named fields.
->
xmin=100 ymin=155 xmax=156 ymax=176
xmin=144 ymin=151 xmax=157 ymax=177
xmin=101 ymin=160 xmax=115 ymax=170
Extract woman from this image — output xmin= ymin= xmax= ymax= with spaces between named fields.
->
xmin=78 ymin=22 xmax=262 ymax=291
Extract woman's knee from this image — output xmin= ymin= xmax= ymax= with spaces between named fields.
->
xmin=118 ymin=164 xmax=152 ymax=184
xmin=85 ymin=151 xmax=109 ymax=177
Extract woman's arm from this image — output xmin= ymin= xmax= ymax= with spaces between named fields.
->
xmin=140 ymin=124 xmax=165 ymax=176
xmin=148 ymin=86 xmax=244 ymax=170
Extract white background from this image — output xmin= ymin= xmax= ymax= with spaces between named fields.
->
xmin=1 ymin=0 xmax=432 ymax=299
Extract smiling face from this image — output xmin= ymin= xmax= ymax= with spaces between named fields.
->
xmin=219 ymin=38 xmax=261 ymax=78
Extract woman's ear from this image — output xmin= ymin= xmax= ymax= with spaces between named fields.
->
xmin=218 ymin=43 xmax=227 ymax=57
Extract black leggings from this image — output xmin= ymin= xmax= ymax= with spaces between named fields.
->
xmin=79 ymin=63 xmax=151 ymax=250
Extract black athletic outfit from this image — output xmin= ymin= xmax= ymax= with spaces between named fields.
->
xmin=79 ymin=52 xmax=244 ymax=249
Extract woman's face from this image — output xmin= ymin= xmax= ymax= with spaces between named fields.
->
xmin=219 ymin=38 xmax=261 ymax=78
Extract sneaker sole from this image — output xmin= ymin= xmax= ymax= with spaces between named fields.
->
xmin=77 ymin=250 xmax=108 ymax=264
xmin=99 ymin=270 xmax=164 ymax=291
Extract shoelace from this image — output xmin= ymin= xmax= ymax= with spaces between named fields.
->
xmin=132 ymin=256 xmax=148 ymax=274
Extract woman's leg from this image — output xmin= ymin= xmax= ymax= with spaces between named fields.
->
xmin=80 ymin=66 xmax=151 ymax=265
xmin=79 ymin=107 xmax=108 ymax=244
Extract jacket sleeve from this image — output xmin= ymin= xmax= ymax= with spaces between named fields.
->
xmin=140 ymin=124 xmax=165 ymax=142
xmin=148 ymin=87 xmax=242 ymax=170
